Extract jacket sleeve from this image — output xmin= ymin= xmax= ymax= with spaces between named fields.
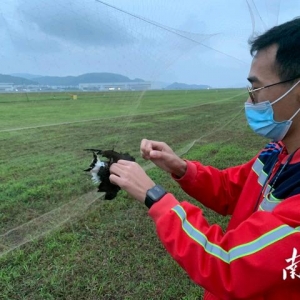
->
xmin=172 ymin=157 xmax=257 ymax=215
xmin=148 ymin=194 xmax=300 ymax=299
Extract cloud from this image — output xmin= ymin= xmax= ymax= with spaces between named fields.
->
xmin=9 ymin=32 xmax=62 ymax=54
xmin=0 ymin=8 xmax=62 ymax=53
xmin=17 ymin=0 xmax=134 ymax=47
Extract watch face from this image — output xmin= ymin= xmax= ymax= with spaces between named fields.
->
xmin=145 ymin=185 xmax=167 ymax=208
xmin=149 ymin=185 xmax=166 ymax=200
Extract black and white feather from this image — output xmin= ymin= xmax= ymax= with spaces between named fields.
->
xmin=84 ymin=149 xmax=135 ymax=200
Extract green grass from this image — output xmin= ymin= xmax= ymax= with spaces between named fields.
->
xmin=0 ymin=90 xmax=268 ymax=299
xmin=0 ymin=89 xmax=244 ymax=130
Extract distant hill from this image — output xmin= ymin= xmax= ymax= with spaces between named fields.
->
xmin=3 ymin=73 xmax=210 ymax=89
xmin=165 ymin=82 xmax=211 ymax=90
xmin=32 ymin=72 xmax=145 ymax=86
xmin=10 ymin=73 xmax=43 ymax=80
xmin=0 ymin=74 xmax=37 ymax=85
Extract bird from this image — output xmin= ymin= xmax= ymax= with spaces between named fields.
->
xmin=84 ymin=149 xmax=135 ymax=200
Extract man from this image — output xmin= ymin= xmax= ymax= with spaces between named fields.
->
xmin=109 ymin=17 xmax=300 ymax=299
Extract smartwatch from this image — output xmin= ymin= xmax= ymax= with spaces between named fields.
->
xmin=145 ymin=185 xmax=167 ymax=209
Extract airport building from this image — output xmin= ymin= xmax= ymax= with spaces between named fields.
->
xmin=0 ymin=83 xmax=14 ymax=92
xmin=79 ymin=81 xmax=151 ymax=91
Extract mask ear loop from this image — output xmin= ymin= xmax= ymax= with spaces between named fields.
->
xmin=271 ymin=79 xmax=300 ymax=106
xmin=284 ymin=79 xmax=300 ymax=121
xmin=288 ymin=106 xmax=300 ymax=121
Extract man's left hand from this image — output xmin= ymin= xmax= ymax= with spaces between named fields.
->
xmin=109 ymin=160 xmax=155 ymax=203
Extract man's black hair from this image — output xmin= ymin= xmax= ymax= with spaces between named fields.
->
xmin=249 ymin=17 xmax=300 ymax=81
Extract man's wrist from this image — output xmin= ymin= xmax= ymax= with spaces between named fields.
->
xmin=173 ymin=159 xmax=187 ymax=178
xmin=145 ymin=185 xmax=167 ymax=209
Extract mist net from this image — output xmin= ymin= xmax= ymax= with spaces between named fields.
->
xmin=0 ymin=0 xmax=294 ymax=256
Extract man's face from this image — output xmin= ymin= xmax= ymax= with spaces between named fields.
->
xmin=247 ymin=44 xmax=300 ymax=123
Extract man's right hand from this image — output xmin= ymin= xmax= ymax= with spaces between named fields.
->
xmin=140 ymin=139 xmax=187 ymax=178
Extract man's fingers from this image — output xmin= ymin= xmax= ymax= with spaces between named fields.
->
xmin=109 ymin=162 xmax=127 ymax=176
xmin=110 ymin=160 xmax=137 ymax=181
xmin=116 ymin=159 xmax=133 ymax=166
xmin=141 ymin=139 xmax=163 ymax=151
xmin=140 ymin=139 xmax=148 ymax=151
xmin=109 ymin=174 xmax=121 ymax=186
xmin=109 ymin=169 xmax=134 ymax=189
xmin=141 ymin=139 xmax=152 ymax=159
xmin=149 ymin=150 xmax=163 ymax=159
xmin=141 ymin=139 xmax=167 ymax=159
xmin=150 ymin=140 xmax=166 ymax=151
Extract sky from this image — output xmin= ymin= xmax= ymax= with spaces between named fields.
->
xmin=0 ymin=0 xmax=299 ymax=87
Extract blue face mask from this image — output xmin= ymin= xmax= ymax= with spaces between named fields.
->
xmin=245 ymin=80 xmax=300 ymax=141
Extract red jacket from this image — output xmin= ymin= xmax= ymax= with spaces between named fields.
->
xmin=148 ymin=142 xmax=300 ymax=299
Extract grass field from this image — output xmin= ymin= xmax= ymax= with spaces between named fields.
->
xmin=0 ymin=89 xmax=267 ymax=299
